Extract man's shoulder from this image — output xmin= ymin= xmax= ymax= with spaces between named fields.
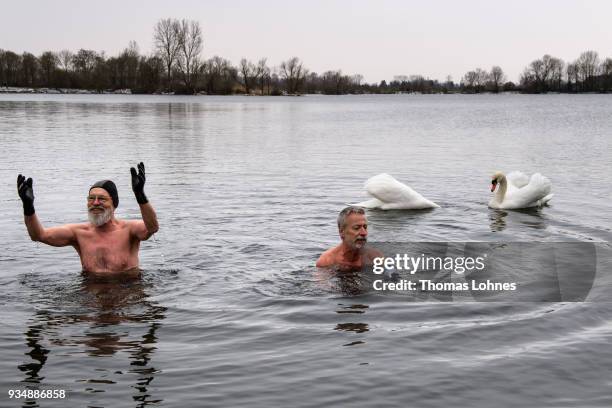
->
xmin=316 ymin=245 xmax=340 ymax=267
xmin=122 ymin=219 xmax=146 ymax=233
xmin=118 ymin=219 xmax=137 ymax=228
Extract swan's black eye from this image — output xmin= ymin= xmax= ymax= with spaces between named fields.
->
xmin=491 ymin=180 xmax=497 ymax=185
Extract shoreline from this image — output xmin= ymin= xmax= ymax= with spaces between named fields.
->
xmin=2 ymin=86 xmax=607 ymax=96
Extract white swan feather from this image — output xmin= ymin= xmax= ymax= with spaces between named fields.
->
xmin=355 ymin=173 xmax=439 ymax=210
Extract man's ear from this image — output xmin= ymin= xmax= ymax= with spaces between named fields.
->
xmin=339 ymin=228 xmax=344 ymax=240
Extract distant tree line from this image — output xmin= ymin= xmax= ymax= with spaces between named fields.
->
xmin=2 ymin=18 xmax=612 ymax=95
xmin=519 ymin=51 xmax=612 ymax=93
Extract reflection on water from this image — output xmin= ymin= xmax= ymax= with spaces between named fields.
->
xmin=334 ymin=323 xmax=369 ymax=333
xmin=335 ymin=304 xmax=370 ymax=347
xmin=18 ymin=316 xmax=49 ymax=384
xmin=17 ymin=275 xmax=166 ymax=406
xmin=336 ymin=304 xmax=369 ymax=314
xmin=489 ymin=208 xmax=549 ymax=232
xmin=489 ymin=210 xmax=508 ymax=231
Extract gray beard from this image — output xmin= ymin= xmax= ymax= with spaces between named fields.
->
xmin=88 ymin=207 xmax=112 ymax=227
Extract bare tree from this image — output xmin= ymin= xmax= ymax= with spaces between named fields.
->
xmin=1 ymin=50 xmax=21 ymax=86
xmin=526 ymin=58 xmax=547 ymax=92
xmin=548 ymin=57 xmax=565 ymax=92
xmin=461 ymin=71 xmax=478 ymax=90
xmin=58 ymin=49 xmax=73 ymax=72
xmin=577 ymin=50 xmax=600 ymax=91
xmin=91 ymin=52 xmax=109 ymax=91
xmin=72 ymin=49 xmax=97 ymax=74
xmin=176 ymin=19 xmax=203 ymax=93
xmin=203 ymin=56 xmax=235 ymax=94
xmin=39 ymin=51 xmax=58 ymax=86
xmin=112 ymin=41 xmax=140 ymax=89
xmin=154 ymin=18 xmax=181 ymax=92
xmin=475 ymin=69 xmax=489 ymax=90
xmin=461 ymin=68 xmax=488 ymax=93
xmin=566 ymin=61 xmax=578 ymax=92
xmin=255 ymin=58 xmax=270 ymax=95
xmin=488 ymin=66 xmax=506 ymax=93
xmin=124 ymin=41 xmax=140 ymax=89
xmin=280 ymin=57 xmax=308 ymax=94
xmin=54 ymin=49 xmax=74 ymax=88
xmin=20 ymin=53 xmax=38 ymax=87
xmin=322 ymin=70 xmax=349 ymax=94
xmin=138 ymin=55 xmax=164 ymax=91
xmin=521 ymin=54 xmax=563 ymax=92
xmin=239 ymin=58 xmax=255 ymax=94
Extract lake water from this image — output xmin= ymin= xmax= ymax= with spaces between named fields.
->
xmin=1 ymin=94 xmax=612 ymax=407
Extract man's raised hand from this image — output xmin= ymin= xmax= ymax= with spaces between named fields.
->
xmin=130 ymin=162 xmax=148 ymax=204
xmin=17 ymin=174 xmax=35 ymax=216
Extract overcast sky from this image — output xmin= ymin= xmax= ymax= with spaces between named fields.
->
xmin=2 ymin=0 xmax=611 ymax=83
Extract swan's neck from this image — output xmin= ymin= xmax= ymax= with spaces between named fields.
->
xmin=495 ymin=175 xmax=507 ymax=203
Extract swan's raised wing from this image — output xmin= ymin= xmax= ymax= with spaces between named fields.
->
xmin=506 ymin=171 xmax=529 ymax=188
xmin=365 ymin=173 xmax=439 ymax=209
xmin=506 ymin=173 xmax=552 ymax=208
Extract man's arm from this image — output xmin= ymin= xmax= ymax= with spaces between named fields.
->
xmin=130 ymin=203 xmax=159 ymax=241
xmin=18 ymin=174 xmax=76 ymax=247
xmin=130 ymin=162 xmax=159 ymax=241
xmin=25 ymin=216 xmax=77 ymax=247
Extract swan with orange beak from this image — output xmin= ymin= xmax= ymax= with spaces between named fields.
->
xmin=489 ymin=171 xmax=554 ymax=210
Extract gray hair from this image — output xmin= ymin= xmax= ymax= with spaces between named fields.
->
xmin=337 ymin=206 xmax=366 ymax=230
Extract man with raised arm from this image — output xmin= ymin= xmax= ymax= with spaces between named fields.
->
xmin=316 ymin=206 xmax=382 ymax=271
xmin=17 ymin=162 xmax=159 ymax=275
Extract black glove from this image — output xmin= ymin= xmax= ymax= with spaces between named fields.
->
xmin=130 ymin=162 xmax=148 ymax=204
xmin=17 ymin=174 xmax=35 ymax=216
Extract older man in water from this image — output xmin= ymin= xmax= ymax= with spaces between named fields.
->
xmin=17 ymin=162 xmax=159 ymax=274
xmin=316 ymin=206 xmax=382 ymax=271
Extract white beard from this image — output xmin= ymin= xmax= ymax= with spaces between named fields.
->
xmin=88 ymin=207 xmax=113 ymax=227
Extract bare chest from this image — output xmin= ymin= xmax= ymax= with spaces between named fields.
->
xmin=76 ymin=228 xmax=137 ymax=272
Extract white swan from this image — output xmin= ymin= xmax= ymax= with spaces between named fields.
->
xmin=488 ymin=171 xmax=554 ymax=209
xmin=355 ymin=173 xmax=439 ymax=210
